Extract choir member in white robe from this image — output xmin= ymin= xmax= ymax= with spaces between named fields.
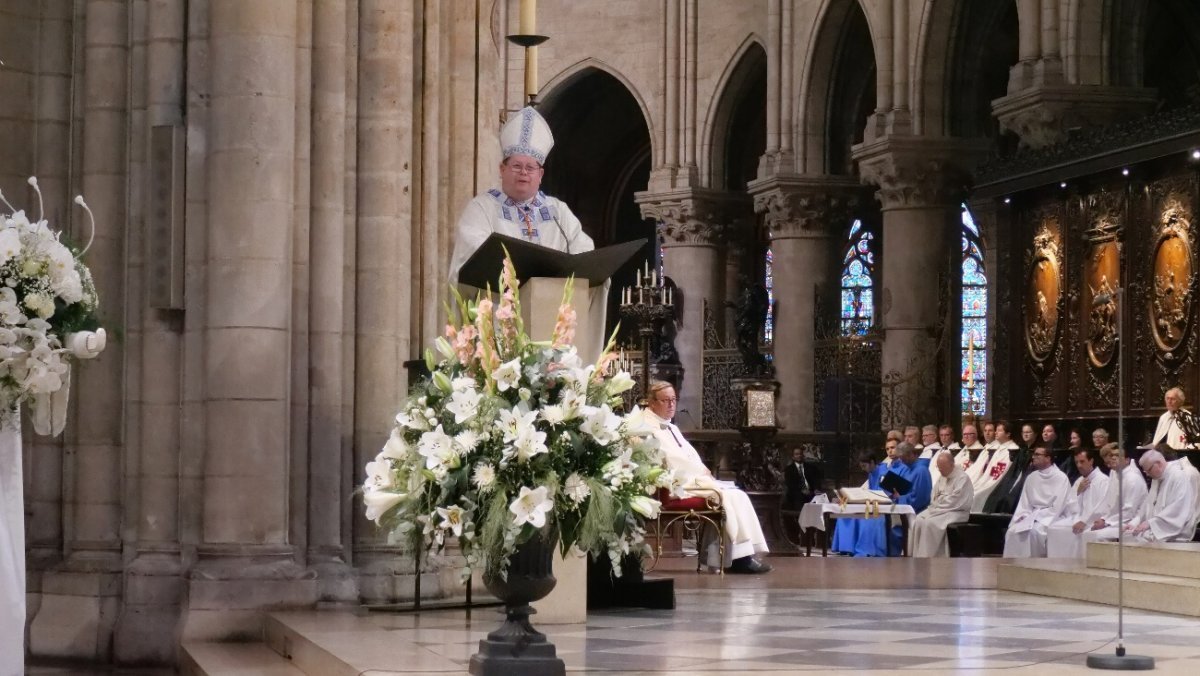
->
xmin=645 ymin=381 xmax=771 ymax=573
xmin=911 ymin=453 xmax=974 ymax=557
xmin=1003 ymin=447 xmax=1071 ymax=557
xmin=974 ymin=422 xmax=1020 ymax=511
xmin=954 ymin=424 xmax=988 ymax=485
xmin=1123 ymin=450 xmax=1196 ymax=544
xmin=927 ymin=425 xmax=960 ymax=487
xmin=918 ymin=425 xmax=940 ymax=460
xmin=1151 ymin=387 xmax=1194 ymax=451
xmin=1084 ymin=444 xmax=1149 ymax=542
xmin=1045 ymin=448 xmax=1111 ymax=558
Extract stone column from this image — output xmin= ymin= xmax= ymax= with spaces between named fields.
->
xmin=637 ymin=190 xmax=745 ymax=429
xmin=30 ymin=0 xmax=128 ymax=661
xmin=308 ymin=0 xmax=354 ymax=603
xmin=353 ymin=0 xmax=421 ymax=604
xmin=112 ymin=0 xmax=187 ymax=663
xmin=750 ymin=178 xmax=859 ymax=431
xmin=28 ymin=0 xmax=74 ymax=576
xmin=853 ymin=138 xmax=987 ymax=429
xmin=183 ymin=0 xmax=315 ymax=641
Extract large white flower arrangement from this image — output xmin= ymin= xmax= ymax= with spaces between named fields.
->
xmin=363 ymin=257 xmax=679 ymax=578
xmin=0 ymin=177 xmax=104 ymax=434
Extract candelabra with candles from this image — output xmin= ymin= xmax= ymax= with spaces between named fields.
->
xmin=619 ymin=261 xmax=675 ymax=403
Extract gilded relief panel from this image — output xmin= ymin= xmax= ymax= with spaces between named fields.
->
xmin=1150 ymin=205 xmax=1193 ymax=355
xmin=1147 ymin=174 xmax=1199 ymax=394
xmin=1085 ymin=240 xmax=1120 ymax=368
xmin=1025 ymin=218 xmax=1062 ymax=366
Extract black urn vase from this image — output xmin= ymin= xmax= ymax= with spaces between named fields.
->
xmin=468 ymin=527 xmax=566 ymax=676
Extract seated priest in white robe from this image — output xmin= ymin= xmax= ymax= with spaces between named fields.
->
xmin=911 ymin=452 xmax=974 ymax=557
xmin=1122 ymin=450 xmax=1197 ymax=544
xmin=1003 ymin=447 xmax=1071 ymax=557
xmin=955 ymin=424 xmax=990 ymax=485
xmin=1084 ymin=444 xmax=1149 ymax=542
xmin=1151 ymin=387 xmax=1194 ymax=451
xmin=1045 ymin=447 xmax=1111 ymax=558
xmin=974 ymin=421 xmax=1020 ymax=512
xmin=645 ymin=381 xmax=771 ymax=574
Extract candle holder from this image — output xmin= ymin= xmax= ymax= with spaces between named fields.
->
xmin=619 ymin=262 xmax=675 ymax=402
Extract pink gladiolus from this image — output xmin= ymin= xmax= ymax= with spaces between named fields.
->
xmin=551 ymin=303 xmax=577 ymax=348
xmin=595 ymin=351 xmax=617 ymax=378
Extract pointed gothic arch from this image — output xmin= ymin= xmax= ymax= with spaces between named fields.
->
xmin=701 ymin=36 xmax=767 ymax=190
xmin=916 ymin=0 xmax=1018 ymax=139
xmin=797 ymin=0 xmax=876 ymax=176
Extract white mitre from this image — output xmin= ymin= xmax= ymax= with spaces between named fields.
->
xmin=500 ymin=106 xmax=554 ymax=163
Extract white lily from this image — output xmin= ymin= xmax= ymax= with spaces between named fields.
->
xmin=492 ymin=357 xmax=522 ymax=392
xmin=436 ymin=505 xmax=467 ymax=537
xmin=509 ymin=485 xmax=554 ymax=528
xmin=580 ymin=404 xmax=621 ymax=446
xmin=445 ymin=387 xmax=483 ymax=424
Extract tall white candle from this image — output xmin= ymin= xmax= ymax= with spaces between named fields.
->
xmin=519 ymin=0 xmax=536 ymax=34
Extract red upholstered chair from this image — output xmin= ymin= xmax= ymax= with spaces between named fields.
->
xmin=645 ymin=487 xmax=726 ymax=575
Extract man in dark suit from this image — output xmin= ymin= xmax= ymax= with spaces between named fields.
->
xmin=783 ymin=447 xmax=824 ymax=511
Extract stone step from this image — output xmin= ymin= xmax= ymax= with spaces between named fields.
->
xmin=997 ymin=558 xmax=1200 ymax=617
xmin=180 ymin=642 xmax=305 ymax=676
xmin=262 ymin=610 xmax=468 ymax=675
xmin=1087 ymin=540 xmax=1200 ymax=579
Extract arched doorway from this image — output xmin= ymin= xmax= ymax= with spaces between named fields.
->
xmin=538 ymin=68 xmax=653 ymax=336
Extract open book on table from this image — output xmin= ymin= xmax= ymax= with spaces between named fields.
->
xmin=837 ymin=487 xmax=894 ymax=504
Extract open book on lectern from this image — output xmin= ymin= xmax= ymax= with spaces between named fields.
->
xmin=458 ymin=233 xmax=644 ymax=289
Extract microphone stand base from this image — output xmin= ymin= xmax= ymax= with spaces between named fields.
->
xmin=1087 ymin=652 xmax=1155 ymax=670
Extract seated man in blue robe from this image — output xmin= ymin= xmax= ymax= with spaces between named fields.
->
xmin=887 ymin=441 xmax=933 ymax=554
xmin=832 ymin=446 xmax=892 ymax=556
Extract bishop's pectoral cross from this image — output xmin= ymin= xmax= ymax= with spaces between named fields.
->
xmin=520 ymin=206 xmax=539 ymax=241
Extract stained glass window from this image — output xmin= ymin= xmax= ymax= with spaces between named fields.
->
xmin=764 ymin=247 xmax=774 ymax=344
xmin=840 ymin=220 xmax=874 ymax=336
xmin=961 ymin=205 xmax=988 ymax=417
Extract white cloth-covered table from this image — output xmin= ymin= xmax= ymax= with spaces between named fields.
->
xmin=798 ymin=502 xmax=916 ymax=556
xmin=0 ymin=415 xmax=23 ymax=676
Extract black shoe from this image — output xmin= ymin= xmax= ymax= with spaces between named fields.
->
xmin=725 ymin=557 xmax=772 ymax=574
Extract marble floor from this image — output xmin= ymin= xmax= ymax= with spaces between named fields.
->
xmin=30 ymin=557 xmax=1200 ymax=674
xmin=321 ymin=587 xmax=1198 ymax=674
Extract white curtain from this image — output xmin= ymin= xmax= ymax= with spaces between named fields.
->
xmin=0 ymin=413 xmax=24 ymax=675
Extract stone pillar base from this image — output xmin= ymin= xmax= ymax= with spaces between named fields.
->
xmin=354 ymin=547 xmax=444 ymax=605
xmin=180 ymin=551 xmax=318 ymax=643
xmin=112 ymin=553 xmax=184 ymax=665
xmin=29 ymin=569 xmax=121 ymax=661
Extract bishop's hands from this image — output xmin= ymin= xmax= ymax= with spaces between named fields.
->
xmin=65 ymin=328 xmax=106 ymax=360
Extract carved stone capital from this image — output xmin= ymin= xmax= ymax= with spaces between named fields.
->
xmin=992 ymin=85 xmax=1156 ymax=150
xmin=852 ymin=136 xmax=990 ymax=210
xmin=748 ymin=176 xmax=862 ymax=240
xmin=636 ymin=189 xmax=752 ymax=246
